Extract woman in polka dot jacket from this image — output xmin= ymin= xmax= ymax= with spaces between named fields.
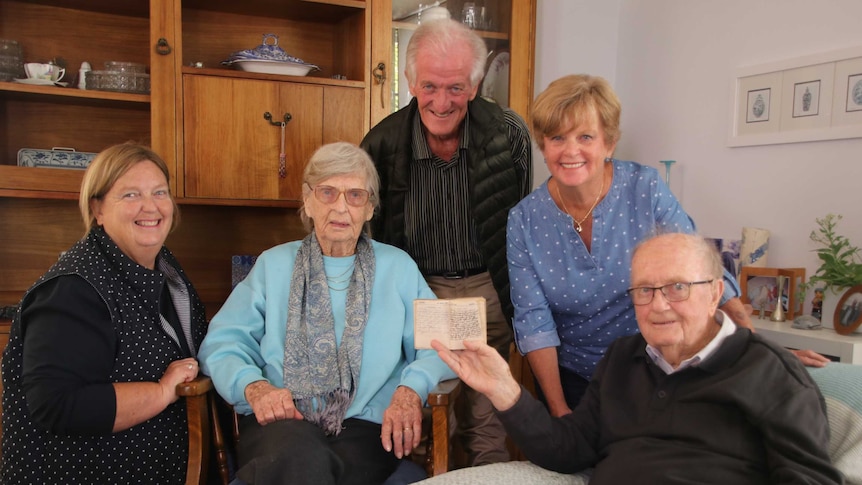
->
xmin=1 ymin=143 xmax=207 ymax=484
xmin=505 ymin=75 xmax=766 ymax=419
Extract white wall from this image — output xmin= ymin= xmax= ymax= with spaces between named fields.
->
xmin=535 ymin=0 xmax=862 ymax=308
xmin=533 ymin=0 xmax=622 ymax=183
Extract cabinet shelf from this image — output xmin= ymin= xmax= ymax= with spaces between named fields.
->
xmin=392 ymin=20 xmax=509 ymax=40
xmin=0 ymin=81 xmax=150 ymax=104
xmin=0 ymin=166 xmax=84 ymax=198
xmin=182 ymin=0 xmax=365 ymax=22
xmin=181 ymin=66 xmax=365 ymax=89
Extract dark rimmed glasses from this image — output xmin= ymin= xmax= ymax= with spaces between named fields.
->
xmin=627 ymin=280 xmax=714 ymax=305
xmin=309 ymin=184 xmax=371 ymax=207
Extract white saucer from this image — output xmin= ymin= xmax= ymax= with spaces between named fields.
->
xmin=13 ymin=78 xmax=69 ymax=87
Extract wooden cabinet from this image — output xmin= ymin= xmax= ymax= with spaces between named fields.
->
xmin=181 ymin=74 xmax=364 ymax=201
xmin=0 ymin=0 xmax=537 ymax=313
xmin=0 ymin=0 xmax=534 ymax=202
xmin=0 ymin=0 xmax=169 ymax=197
xmin=175 ymin=0 xmax=371 ymax=205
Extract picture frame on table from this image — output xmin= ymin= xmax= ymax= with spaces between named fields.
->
xmin=740 ymin=267 xmax=780 ymax=317
xmin=833 ymin=284 xmax=862 ymax=336
xmin=739 ymin=267 xmax=805 ymax=319
xmin=777 ymin=267 xmax=805 ymax=319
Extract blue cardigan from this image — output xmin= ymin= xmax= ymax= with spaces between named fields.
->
xmin=199 ymin=238 xmax=456 ymax=422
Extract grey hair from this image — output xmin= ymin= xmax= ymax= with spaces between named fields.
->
xmin=405 ymin=18 xmax=488 ymax=88
xmin=299 ymin=142 xmax=380 ymax=232
xmin=633 ymin=231 xmax=724 ymax=280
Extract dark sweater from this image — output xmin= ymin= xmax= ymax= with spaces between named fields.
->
xmin=498 ymin=329 xmax=843 ymax=484
xmin=1 ymin=226 xmax=208 ymax=484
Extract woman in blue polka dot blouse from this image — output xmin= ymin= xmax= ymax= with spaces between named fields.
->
xmin=507 ymin=75 xmax=791 ymax=418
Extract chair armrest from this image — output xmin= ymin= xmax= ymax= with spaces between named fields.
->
xmin=176 ymin=376 xmax=214 ymax=397
xmin=426 ymin=378 xmax=461 ymax=477
xmin=428 ymin=378 xmax=461 ymax=406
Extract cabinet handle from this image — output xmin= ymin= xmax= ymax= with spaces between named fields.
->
xmin=264 ymin=112 xmax=293 ymax=178
xmin=264 ymin=112 xmax=292 ymax=126
xmin=155 ymin=38 xmax=172 ymax=56
xmin=373 ymin=62 xmax=386 ymax=109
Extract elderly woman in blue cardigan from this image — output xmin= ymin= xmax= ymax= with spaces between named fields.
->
xmin=199 ymin=142 xmax=455 ymax=485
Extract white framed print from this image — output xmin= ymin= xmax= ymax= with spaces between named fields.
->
xmin=832 ymin=56 xmax=862 ymax=127
xmin=780 ymin=63 xmax=833 ymax=132
xmin=732 ymin=72 xmax=782 ymax=139
xmin=728 ymin=45 xmax=862 ymax=147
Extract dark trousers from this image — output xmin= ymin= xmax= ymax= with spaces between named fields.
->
xmin=236 ymin=416 xmax=400 ymax=485
xmin=534 ymin=365 xmax=590 ymax=411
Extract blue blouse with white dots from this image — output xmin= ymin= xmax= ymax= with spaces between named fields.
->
xmin=507 ymin=160 xmax=740 ymax=380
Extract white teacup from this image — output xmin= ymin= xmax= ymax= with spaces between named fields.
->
xmin=24 ymin=62 xmax=65 ymax=82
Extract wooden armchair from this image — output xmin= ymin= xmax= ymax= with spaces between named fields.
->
xmin=177 ymin=376 xmax=462 ymax=485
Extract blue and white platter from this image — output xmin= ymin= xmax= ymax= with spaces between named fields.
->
xmin=17 ymin=147 xmax=97 ymax=169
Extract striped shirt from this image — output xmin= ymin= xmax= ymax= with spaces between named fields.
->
xmin=405 ymin=107 xmax=532 ymax=274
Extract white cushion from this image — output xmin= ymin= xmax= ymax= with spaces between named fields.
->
xmin=808 ymin=363 xmax=862 ymax=484
xmin=415 ymin=461 xmax=590 ymax=485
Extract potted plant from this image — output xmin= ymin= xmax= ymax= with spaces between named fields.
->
xmin=799 ymin=214 xmax=862 ymax=328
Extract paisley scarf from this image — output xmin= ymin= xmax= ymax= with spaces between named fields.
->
xmin=282 ymin=232 xmax=374 ymax=435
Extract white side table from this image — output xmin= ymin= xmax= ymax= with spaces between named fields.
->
xmin=752 ymin=319 xmax=862 ymax=364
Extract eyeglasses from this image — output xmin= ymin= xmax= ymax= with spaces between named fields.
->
xmin=627 ymin=280 xmax=714 ymax=305
xmin=309 ymin=184 xmax=371 ymax=207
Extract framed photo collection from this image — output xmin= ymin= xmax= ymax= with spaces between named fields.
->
xmin=729 ymin=46 xmax=862 ymax=147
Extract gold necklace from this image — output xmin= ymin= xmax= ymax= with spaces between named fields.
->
xmin=554 ymin=174 xmax=605 ymax=233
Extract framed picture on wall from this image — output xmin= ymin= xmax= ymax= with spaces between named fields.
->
xmin=739 ymin=267 xmax=804 ymax=319
xmin=846 ymin=73 xmax=862 ymax=112
xmin=728 ymin=45 xmax=862 ymax=146
xmin=792 ymin=80 xmax=821 ymax=118
xmin=746 ymin=87 xmax=772 ymax=123
xmin=833 ymin=57 xmax=862 ymax=128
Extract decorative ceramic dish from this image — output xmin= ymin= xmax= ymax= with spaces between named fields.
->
xmin=222 ymin=34 xmax=318 ymax=76
xmin=481 ymin=51 xmax=509 ymax=108
xmin=224 ymin=59 xmax=317 ymax=76
xmin=17 ymin=147 xmax=97 ymax=169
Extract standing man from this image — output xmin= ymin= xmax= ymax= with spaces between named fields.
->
xmin=361 ymin=18 xmax=532 ymax=466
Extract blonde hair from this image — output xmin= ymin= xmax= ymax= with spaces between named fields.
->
xmin=530 ymin=74 xmax=622 ymax=150
xmin=299 ymin=142 xmax=380 ymax=233
xmin=79 ymin=143 xmax=178 ymax=234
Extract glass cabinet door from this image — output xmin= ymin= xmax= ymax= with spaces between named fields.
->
xmin=370 ymin=0 xmax=535 ymax=125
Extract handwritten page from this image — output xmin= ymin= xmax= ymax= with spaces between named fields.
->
xmin=414 ymin=297 xmax=487 ymax=349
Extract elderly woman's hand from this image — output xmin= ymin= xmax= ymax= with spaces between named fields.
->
xmin=244 ymin=380 xmax=304 ymax=425
xmin=381 ymin=386 xmax=423 ymax=458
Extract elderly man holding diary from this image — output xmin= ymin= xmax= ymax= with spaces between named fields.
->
xmin=432 ymin=233 xmax=842 ymax=484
